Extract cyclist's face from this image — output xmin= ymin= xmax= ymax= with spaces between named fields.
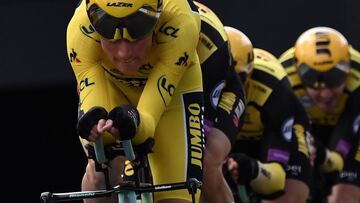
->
xmin=305 ymin=84 xmax=345 ymax=112
xmin=100 ymin=34 xmax=153 ymax=74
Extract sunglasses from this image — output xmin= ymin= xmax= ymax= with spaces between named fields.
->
xmin=87 ymin=4 xmax=160 ymax=41
xmin=298 ymin=62 xmax=349 ymax=88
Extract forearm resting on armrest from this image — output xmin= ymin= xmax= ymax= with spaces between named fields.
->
xmin=250 ymin=162 xmax=286 ymax=198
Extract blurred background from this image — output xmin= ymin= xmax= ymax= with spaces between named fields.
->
xmin=2 ymin=0 xmax=359 ymax=202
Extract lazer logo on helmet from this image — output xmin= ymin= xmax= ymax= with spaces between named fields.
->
xmin=106 ymin=2 xmax=133 ymax=7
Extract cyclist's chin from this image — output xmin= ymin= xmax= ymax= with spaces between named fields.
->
xmin=316 ymin=100 xmax=338 ymax=113
xmin=115 ymin=61 xmax=142 ymax=74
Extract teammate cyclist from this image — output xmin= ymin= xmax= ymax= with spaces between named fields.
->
xmin=225 ymin=26 xmax=313 ymax=203
xmin=279 ymin=26 xmax=360 ymax=203
xmin=193 ymin=2 xmax=246 ymax=203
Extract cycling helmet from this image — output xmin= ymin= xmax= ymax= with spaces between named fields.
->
xmin=294 ymin=27 xmax=350 ymax=88
xmin=86 ymin=0 xmax=162 ymax=41
xmin=253 ymin=48 xmax=278 ymax=63
xmin=224 ymin=26 xmax=254 ymax=76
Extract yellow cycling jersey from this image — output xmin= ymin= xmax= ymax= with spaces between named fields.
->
xmin=239 ymin=48 xmax=288 ymax=140
xmin=194 ymin=1 xmax=228 ymax=63
xmin=279 ymin=46 xmax=360 ymax=126
xmin=67 ymin=0 xmax=201 ymax=145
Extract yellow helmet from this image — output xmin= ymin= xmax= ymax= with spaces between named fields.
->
xmin=294 ymin=27 xmax=350 ymax=88
xmin=253 ymin=48 xmax=278 ymax=63
xmin=87 ymin=0 xmax=162 ymax=18
xmin=224 ymin=26 xmax=254 ymax=75
xmin=86 ymin=0 xmax=162 ymax=41
xmin=294 ymin=27 xmax=350 ymax=72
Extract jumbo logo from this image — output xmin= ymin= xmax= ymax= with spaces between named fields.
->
xmin=106 ymin=2 xmax=133 ymax=7
xmin=188 ymin=103 xmax=203 ymax=169
xmin=157 ymin=75 xmax=175 ymax=105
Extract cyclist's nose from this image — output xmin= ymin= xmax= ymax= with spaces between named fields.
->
xmin=114 ymin=40 xmax=134 ymax=58
xmin=318 ymin=88 xmax=334 ymax=99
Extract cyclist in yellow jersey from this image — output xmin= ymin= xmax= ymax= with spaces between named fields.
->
xmin=279 ymin=26 xmax=360 ymax=203
xmin=66 ymin=0 xmax=204 ymax=202
xmin=192 ymin=2 xmax=246 ymax=203
xmin=225 ymin=27 xmax=313 ymax=203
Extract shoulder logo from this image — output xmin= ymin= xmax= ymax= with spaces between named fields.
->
xmin=69 ymin=48 xmax=81 ymax=63
xmin=80 ymin=24 xmax=100 ymax=42
xmin=281 ymin=117 xmax=294 ymax=142
xmin=159 ymin=24 xmax=179 ymax=38
xmin=210 ymin=81 xmax=226 ymax=109
xmin=79 ymin=78 xmax=95 ymax=91
xmin=353 ymin=114 xmax=360 ymax=134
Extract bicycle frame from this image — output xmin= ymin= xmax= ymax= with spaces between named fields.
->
xmin=40 ymin=138 xmax=202 ymax=203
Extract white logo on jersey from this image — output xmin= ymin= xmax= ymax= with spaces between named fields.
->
xmin=210 ymin=81 xmax=226 ymax=109
xmin=282 ymin=117 xmax=294 ymax=142
xmin=353 ymin=114 xmax=360 ymax=134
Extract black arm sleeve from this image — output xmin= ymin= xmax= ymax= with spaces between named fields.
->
xmin=201 ymin=42 xmax=246 ymax=146
xmin=330 ymin=87 xmax=360 ymax=159
xmin=260 ymin=78 xmax=311 ymax=168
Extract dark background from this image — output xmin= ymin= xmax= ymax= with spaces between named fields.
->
xmin=1 ymin=0 xmax=359 ymax=202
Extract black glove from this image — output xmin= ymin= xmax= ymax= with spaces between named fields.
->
xmin=230 ymin=153 xmax=259 ymax=184
xmin=77 ymin=106 xmax=108 ymax=140
xmin=108 ymin=104 xmax=140 ymax=140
